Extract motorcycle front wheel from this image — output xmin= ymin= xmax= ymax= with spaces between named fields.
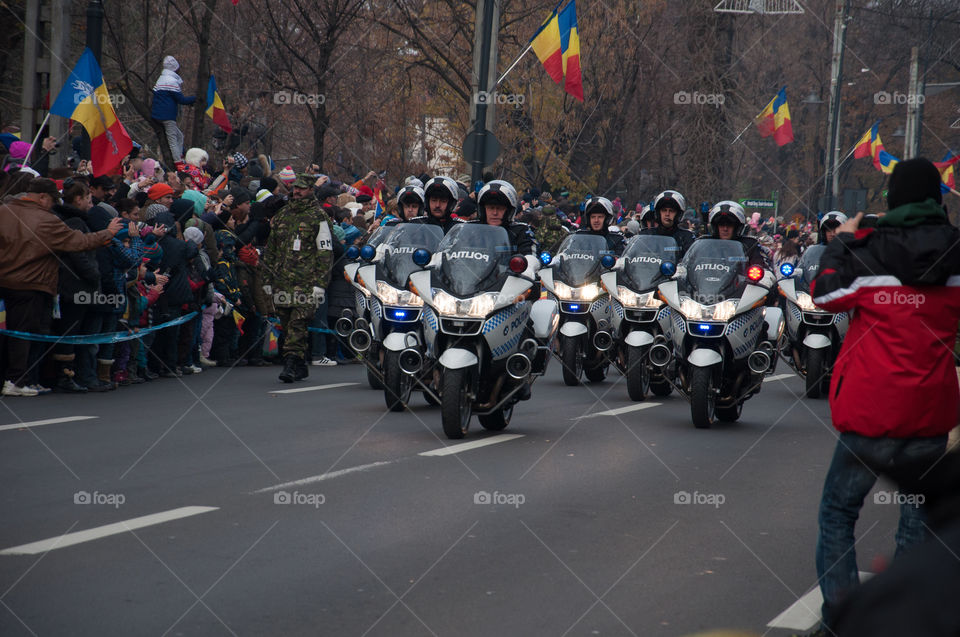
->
xmin=441 ymin=367 xmax=472 ymax=439
xmin=478 ymin=403 xmax=513 ymax=431
xmin=690 ymin=366 xmax=716 ymax=429
xmin=383 ymin=350 xmax=411 ymax=412
xmin=560 ymin=335 xmax=583 ymax=386
xmin=625 ymin=346 xmax=649 ymax=401
xmin=805 ymin=348 xmax=827 ymax=399
xmin=366 ymin=344 xmax=384 ymax=390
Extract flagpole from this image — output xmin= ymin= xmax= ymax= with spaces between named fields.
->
xmin=729 ymin=120 xmax=753 ymax=146
xmin=495 ymin=44 xmax=533 ymax=88
xmin=23 ymin=112 xmax=52 ymax=168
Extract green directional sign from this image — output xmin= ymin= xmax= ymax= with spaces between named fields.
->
xmin=739 ymin=199 xmax=776 ymax=208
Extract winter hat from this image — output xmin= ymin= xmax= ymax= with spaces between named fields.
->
xmin=247 ymin=179 xmax=260 ymax=195
xmin=255 ymin=189 xmax=273 ymax=203
xmin=147 ymin=183 xmax=174 ymax=200
xmin=626 ymin=219 xmax=640 ymax=234
xmin=887 ymin=157 xmax=943 ymax=211
xmin=163 ymin=55 xmax=179 ymax=72
xmin=180 ymin=188 xmax=207 ymax=215
xmin=343 ymin=202 xmax=363 ymax=217
xmin=184 ymin=147 xmax=208 ymax=168
xmin=231 ymin=152 xmax=248 ymax=169
xmin=9 ymin=141 xmax=31 ymax=159
xmin=115 ymin=227 xmax=130 ymax=241
xmin=337 ymin=193 xmax=356 ymax=207
xmin=154 ymin=211 xmax=177 ymax=232
xmin=183 ymin=226 xmax=204 ymax=246
xmin=142 ymin=242 xmax=163 ymax=267
xmin=96 ymin=202 xmax=119 ymax=218
xmin=355 ymin=185 xmax=374 ymax=203
xmin=278 ymin=166 xmax=296 ymax=185
xmin=141 ymin=158 xmax=159 ymax=178
xmin=260 ymin=176 xmax=278 ymax=193
xmin=228 ymin=188 xmax=251 ymax=206
xmin=170 ymin=198 xmax=195 ymax=225
xmin=142 ymin=203 xmax=168 ymax=222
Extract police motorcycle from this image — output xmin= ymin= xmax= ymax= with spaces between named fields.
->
xmin=601 ymin=234 xmax=680 ymax=400
xmin=539 ymin=233 xmax=615 ymax=385
xmin=777 ymin=219 xmax=849 ymax=398
xmin=654 ymin=202 xmax=781 ymax=428
xmin=342 ymin=223 xmax=444 ymax=409
xmin=408 ymin=221 xmax=557 ymax=439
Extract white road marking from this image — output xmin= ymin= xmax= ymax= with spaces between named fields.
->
xmin=0 ymin=506 xmax=219 ymax=556
xmin=766 ymin=571 xmax=873 ymax=630
xmin=253 ymin=461 xmax=395 ymax=493
xmin=269 ymin=382 xmax=359 ymax=394
xmin=0 ymin=416 xmax=98 ymax=433
xmin=764 ymin=373 xmax=796 ymax=383
xmin=576 ymin=402 xmax=662 ymax=419
xmin=419 ymin=434 xmax=525 ymax=457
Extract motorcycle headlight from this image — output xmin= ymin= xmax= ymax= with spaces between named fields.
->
xmin=553 ymin=281 xmax=600 ymax=301
xmin=376 ymin=281 xmax=423 ymax=307
xmin=432 ymin=290 xmax=498 ymax=318
xmin=678 ymin=298 xmax=738 ymax=321
xmin=795 ymin=292 xmax=818 ymax=312
xmin=617 ymin=287 xmax=662 ymax=308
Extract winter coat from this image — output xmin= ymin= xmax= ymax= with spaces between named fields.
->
xmin=811 ymin=199 xmax=960 ymax=438
xmin=52 ymin=204 xmax=101 ymax=302
xmin=150 ymin=56 xmax=195 ymax=120
xmin=87 ymin=206 xmax=144 ymax=313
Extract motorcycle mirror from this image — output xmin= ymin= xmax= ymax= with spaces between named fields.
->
xmin=600 ymin=254 xmax=616 ymax=269
xmin=412 ymin=248 xmax=431 ymax=267
xmin=346 ymin=245 xmax=360 ymax=260
xmin=508 ymin=255 xmax=527 ymax=274
xmin=660 ymin=261 xmax=677 ymax=277
xmin=359 ymin=245 xmax=376 ymax=262
xmin=539 ymin=251 xmax=552 ymax=266
xmin=779 ymin=263 xmax=794 ymax=277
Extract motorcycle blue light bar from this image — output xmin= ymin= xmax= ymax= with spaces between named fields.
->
xmin=346 ymin=245 xmax=360 ymax=260
xmin=601 ymin=254 xmax=616 ymax=269
xmin=660 ymin=261 xmax=677 ymax=277
xmin=412 ymin=248 xmax=431 ymax=267
xmin=360 ymin=245 xmax=376 ymax=261
xmin=568 ymin=304 xmax=580 ymax=311
xmin=780 ymin=263 xmax=794 ymax=277
xmin=539 ymin=251 xmax=552 ymax=265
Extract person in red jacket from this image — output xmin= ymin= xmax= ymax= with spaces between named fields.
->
xmin=807 ymin=157 xmax=960 ymax=635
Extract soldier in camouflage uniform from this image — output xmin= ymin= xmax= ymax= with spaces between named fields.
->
xmin=535 ymin=205 xmax=568 ymax=255
xmin=262 ymin=173 xmax=335 ymax=383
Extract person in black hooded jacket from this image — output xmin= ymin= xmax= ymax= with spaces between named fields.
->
xmin=51 ymin=182 xmax=101 ymax=392
xmin=149 ymin=211 xmax=198 ymax=376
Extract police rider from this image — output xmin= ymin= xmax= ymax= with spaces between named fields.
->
xmin=639 ymin=204 xmax=657 ymax=230
xmin=383 ymin=184 xmax=425 ymax=226
xmin=705 ymin=200 xmax=774 ymax=285
xmin=476 ymin=180 xmax=539 ymax=256
xmin=642 ymin=190 xmax=695 ymax=257
xmin=576 ymin=196 xmax=626 ymax=256
xmin=415 ymin=176 xmax=461 ymax=233
xmin=818 ymin=211 xmax=847 ymax=244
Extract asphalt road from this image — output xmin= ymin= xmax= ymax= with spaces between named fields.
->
xmin=0 ymin=358 xmax=909 ymax=636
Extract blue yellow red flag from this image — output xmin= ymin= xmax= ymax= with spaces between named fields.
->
xmin=755 ymin=87 xmax=794 ymax=146
xmin=558 ymin=1 xmax=583 ymax=101
xmin=206 ymin=75 xmax=232 ymax=133
xmin=50 ymin=48 xmax=133 ymax=176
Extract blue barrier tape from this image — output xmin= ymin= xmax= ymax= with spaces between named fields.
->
xmin=0 ymin=311 xmax=199 ymax=344
xmin=307 ymin=327 xmax=339 ymax=336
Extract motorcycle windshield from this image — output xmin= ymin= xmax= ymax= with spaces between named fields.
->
xmin=366 ymin=225 xmax=396 ymax=250
xmin=621 ymin=235 xmax=681 ymax=291
xmin=379 ymin=223 xmax=444 ymax=288
xmin=681 ymin=239 xmax=747 ymax=302
xmin=435 ymin=223 xmax=513 ymax=296
xmin=797 ymin=244 xmax=827 ymax=294
xmin=554 ymin=233 xmax=611 ymax=286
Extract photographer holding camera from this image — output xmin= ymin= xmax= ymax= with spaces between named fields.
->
xmin=805 ymin=158 xmax=960 ymax=635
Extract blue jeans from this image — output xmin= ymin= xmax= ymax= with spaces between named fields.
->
xmin=816 ymin=432 xmax=946 ymax=629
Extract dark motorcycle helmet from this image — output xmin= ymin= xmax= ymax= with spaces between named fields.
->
xmin=396 ymin=184 xmax=425 ymax=219
xmin=707 ymin=200 xmax=747 ymax=237
xmin=477 ymin=180 xmax=520 ymax=224
xmin=423 ymin=176 xmax=460 ymax=218
xmin=653 ymin=189 xmax=687 ymax=226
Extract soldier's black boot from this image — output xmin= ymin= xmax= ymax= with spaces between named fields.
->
xmin=293 ymin=357 xmax=309 ymax=381
xmin=279 ymin=355 xmax=297 ymax=383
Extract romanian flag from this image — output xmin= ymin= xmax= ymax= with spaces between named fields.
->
xmin=0 ymin=299 xmax=6 ymax=331
xmin=853 ymin=122 xmax=884 ymax=170
xmin=877 ymin=149 xmax=899 ymax=175
xmin=558 ymin=1 xmax=583 ymax=102
xmin=755 ymin=87 xmax=794 ymax=146
xmin=233 ymin=309 xmax=245 ymax=335
xmin=936 ymin=152 xmax=959 ymax=193
xmin=530 ymin=1 xmax=583 ymax=101
xmin=50 ymin=48 xmax=133 ymax=177
xmin=374 ymin=198 xmax=384 ymax=219
xmin=206 ymin=75 xmax=232 ymax=134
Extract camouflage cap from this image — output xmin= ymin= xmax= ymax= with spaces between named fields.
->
xmin=292 ymin=173 xmax=315 ymax=189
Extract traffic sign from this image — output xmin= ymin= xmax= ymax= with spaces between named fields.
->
xmin=739 ymin=199 xmax=776 ymax=208
xmin=463 ymin=129 xmax=500 ymax=167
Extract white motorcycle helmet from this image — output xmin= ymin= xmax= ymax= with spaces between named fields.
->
xmin=819 ymin=210 xmax=848 ymax=243
xmin=396 ymin=185 xmax=426 ymax=219
xmin=585 ymin=196 xmax=614 ymax=227
xmin=423 ymin=176 xmax=460 ymax=217
xmin=639 ymin=204 xmax=656 ymax=226
xmin=707 ymin=200 xmax=747 ymax=236
xmin=653 ymin=189 xmax=687 ymax=226
xmin=477 ymin=180 xmax=520 ymax=224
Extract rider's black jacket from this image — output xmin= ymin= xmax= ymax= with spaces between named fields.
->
xmin=575 ymin=228 xmax=626 ymax=256
xmin=409 ymin=214 xmax=461 ymax=234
